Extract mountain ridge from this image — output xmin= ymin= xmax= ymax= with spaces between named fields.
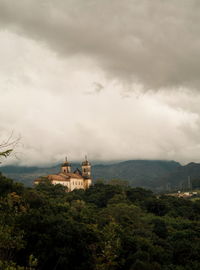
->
xmin=1 ymin=159 xmax=200 ymax=191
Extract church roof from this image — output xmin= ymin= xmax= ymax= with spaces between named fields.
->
xmin=34 ymin=171 xmax=84 ymax=184
xmin=74 ymin=168 xmax=82 ymax=175
xmin=60 ymin=172 xmax=83 ymax=179
xmin=47 ymin=174 xmax=69 ymax=181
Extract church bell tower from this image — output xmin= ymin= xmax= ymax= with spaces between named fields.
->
xmin=81 ymin=156 xmax=91 ymax=179
xmin=61 ymin=157 xmax=71 ymax=173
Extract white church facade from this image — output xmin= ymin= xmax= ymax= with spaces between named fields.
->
xmin=34 ymin=157 xmax=92 ymax=191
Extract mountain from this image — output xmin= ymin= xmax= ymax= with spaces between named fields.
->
xmin=163 ymin=162 xmax=200 ymax=189
xmin=93 ymin=160 xmax=181 ymax=190
xmin=0 ymin=160 xmax=182 ymax=190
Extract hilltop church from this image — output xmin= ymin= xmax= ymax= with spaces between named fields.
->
xmin=34 ymin=157 xmax=92 ymax=191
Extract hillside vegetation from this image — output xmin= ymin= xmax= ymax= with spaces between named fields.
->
xmin=2 ymin=160 xmax=200 ymax=191
xmin=0 ymin=173 xmax=200 ymax=270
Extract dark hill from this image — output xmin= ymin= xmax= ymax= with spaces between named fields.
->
xmin=0 ymin=160 xmax=181 ymax=190
xmin=163 ymin=162 xmax=200 ymax=189
xmin=93 ymin=160 xmax=180 ymax=190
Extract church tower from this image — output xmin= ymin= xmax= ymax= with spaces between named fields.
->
xmin=81 ymin=156 xmax=91 ymax=179
xmin=61 ymin=157 xmax=71 ymax=173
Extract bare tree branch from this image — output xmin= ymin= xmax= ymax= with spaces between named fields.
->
xmin=0 ymin=132 xmax=21 ymax=163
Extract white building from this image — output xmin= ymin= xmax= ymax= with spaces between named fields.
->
xmin=34 ymin=157 xmax=92 ymax=191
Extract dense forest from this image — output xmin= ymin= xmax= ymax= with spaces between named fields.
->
xmin=1 ymin=173 xmax=200 ymax=270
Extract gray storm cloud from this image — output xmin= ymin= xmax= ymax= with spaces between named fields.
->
xmin=1 ymin=1 xmax=200 ymax=166
xmin=0 ymin=0 xmax=200 ymax=89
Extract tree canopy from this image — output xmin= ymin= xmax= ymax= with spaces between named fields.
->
xmin=0 ymin=174 xmax=200 ymax=270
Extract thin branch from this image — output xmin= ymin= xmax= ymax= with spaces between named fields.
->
xmin=0 ymin=132 xmax=21 ymax=163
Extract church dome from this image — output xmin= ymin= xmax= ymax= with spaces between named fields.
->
xmin=62 ymin=162 xmax=71 ymax=167
xmin=61 ymin=157 xmax=71 ymax=167
xmin=82 ymin=160 xmax=90 ymax=166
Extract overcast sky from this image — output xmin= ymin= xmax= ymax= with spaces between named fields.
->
xmin=1 ymin=0 xmax=200 ymax=166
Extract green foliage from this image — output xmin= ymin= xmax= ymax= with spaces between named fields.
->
xmin=151 ymin=218 xmax=168 ymax=239
xmin=0 ymin=174 xmax=200 ymax=269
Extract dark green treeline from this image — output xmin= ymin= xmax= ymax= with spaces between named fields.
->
xmin=0 ymin=173 xmax=200 ymax=270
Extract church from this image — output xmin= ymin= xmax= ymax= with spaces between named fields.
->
xmin=34 ymin=157 xmax=92 ymax=191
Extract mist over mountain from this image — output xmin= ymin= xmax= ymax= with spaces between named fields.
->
xmin=2 ymin=159 xmax=200 ymax=192
xmin=0 ymin=159 xmax=183 ymax=190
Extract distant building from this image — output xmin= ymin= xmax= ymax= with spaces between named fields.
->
xmin=34 ymin=157 xmax=92 ymax=191
xmin=167 ymin=191 xmax=199 ymax=198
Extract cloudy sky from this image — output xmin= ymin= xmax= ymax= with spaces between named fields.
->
xmin=0 ymin=0 xmax=200 ymax=166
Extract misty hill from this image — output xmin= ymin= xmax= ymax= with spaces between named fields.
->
xmin=0 ymin=159 xmax=183 ymax=190
xmin=92 ymin=160 xmax=181 ymax=190
xmin=163 ymin=162 xmax=200 ymax=189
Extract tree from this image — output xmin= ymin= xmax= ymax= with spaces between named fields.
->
xmin=0 ymin=132 xmax=20 ymax=163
